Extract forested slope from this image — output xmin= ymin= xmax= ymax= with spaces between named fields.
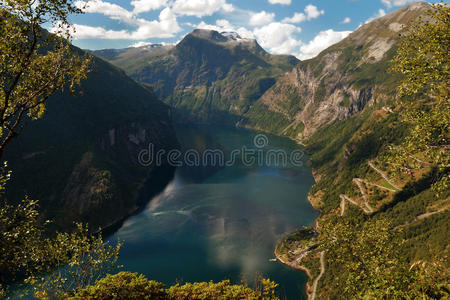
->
xmin=5 ymin=52 xmax=179 ymax=231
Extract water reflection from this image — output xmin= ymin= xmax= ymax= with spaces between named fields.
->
xmin=110 ymin=126 xmax=317 ymax=299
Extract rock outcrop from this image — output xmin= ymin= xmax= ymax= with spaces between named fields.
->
xmin=243 ymin=2 xmax=432 ymax=141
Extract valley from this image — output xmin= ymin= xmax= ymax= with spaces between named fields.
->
xmin=1 ymin=0 xmax=448 ymax=299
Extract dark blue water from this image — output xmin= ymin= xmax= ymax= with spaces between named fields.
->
xmin=110 ymin=125 xmax=317 ymax=299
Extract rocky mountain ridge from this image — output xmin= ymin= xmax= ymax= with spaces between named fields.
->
xmin=243 ymin=2 xmax=432 ymax=141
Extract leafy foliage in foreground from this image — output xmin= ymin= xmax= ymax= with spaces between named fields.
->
xmin=0 ymin=172 xmax=45 ymax=289
xmin=0 ymin=1 xmax=121 ymax=297
xmin=0 ymin=0 xmax=90 ymax=160
xmin=27 ymin=224 xmax=121 ymax=299
xmin=385 ymin=2 xmax=449 ymax=195
xmin=70 ymin=272 xmax=279 ymax=300
xmin=0 ymin=170 xmax=121 ymax=298
xmin=320 ymin=217 xmax=449 ymax=299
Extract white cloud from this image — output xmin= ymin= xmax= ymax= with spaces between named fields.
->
xmin=222 ymin=3 xmax=234 ymax=12
xmin=340 ymin=17 xmax=351 ymax=24
xmin=381 ymin=0 xmax=418 ymax=8
xmin=249 ymin=11 xmax=275 ymax=26
xmin=75 ymin=0 xmax=134 ymax=24
xmin=172 ymin=0 xmax=230 ymax=17
xmin=129 ymin=41 xmax=152 ymax=47
xmin=130 ymin=0 xmax=167 ymax=14
xmin=56 ymin=7 xmax=181 ymax=40
xmin=253 ymin=22 xmax=301 ymax=55
xmin=65 ymin=1 xmax=182 ymax=40
xmin=298 ymin=29 xmax=351 ymax=60
xmin=132 ymin=7 xmax=181 ymax=39
xmin=365 ymin=9 xmax=386 ymax=24
xmin=282 ymin=13 xmax=306 ymax=24
xmin=196 ymin=19 xmax=254 ymax=39
xmin=304 ymin=4 xmax=324 ymax=20
xmin=129 ymin=40 xmax=172 ymax=47
xmin=268 ymin=0 xmax=291 ymax=5
xmin=283 ymin=4 xmax=324 ymax=24
xmin=59 ymin=23 xmax=129 ymax=39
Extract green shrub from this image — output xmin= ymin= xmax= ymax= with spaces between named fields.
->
xmin=70 ymin=272 xmax=279 ymax=300
xmin=70 ymin=272 xmax=167 ymax=300
xmin=168 ymin=279 xmax=278 ymax=300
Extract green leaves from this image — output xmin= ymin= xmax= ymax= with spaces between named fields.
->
xmin=0 ymin=162 xmax=122 ymax=298
xmin=390 ymin=4 xmax=449 ymax=102
xmin=0 ymin=181 xmax=122 ymax=298
xmin=319 ymin=216 xmax=449 ymax=299
xmin=71 ymin=272 xmax=279 ymax=300
xmin=0 ymin=195 xmax=45 ymax=282
xmin=0 ymin=0 xmax=91 ymax=160
xmin=26 ymin=224 xmax=122 ymax=299
xmin=70 ymin=272 xmax=167 ymax=300
xmin=387 ymin=2 xmax=449 ymax=196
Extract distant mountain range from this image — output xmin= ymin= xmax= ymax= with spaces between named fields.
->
xmin=93 ymin=29 xmax=299 ymax=124
xmin=92 ymin=3 xmax=432 ymax=144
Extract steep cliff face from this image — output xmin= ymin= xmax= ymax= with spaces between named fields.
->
xmin=5 ymin=54 xmax=178 ymax=231
xmin=56 ymin=119 xmax=177 ymax=230
xmin=93 ymin=29 xmax=299 ymax=124
xmin=243 ymin=2 xmax=431 ymax=141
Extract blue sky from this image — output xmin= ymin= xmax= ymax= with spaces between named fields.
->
xmin=62 ymin=0 xmax=439 ymax=59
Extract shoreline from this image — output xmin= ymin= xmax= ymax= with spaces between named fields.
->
xmin=274 ymin=251 xmax=313 ymax=280
xmin=273 ymin=161 xmax=322 ymax=299
xmin=274 ymin=249 xmax=313 ymax=298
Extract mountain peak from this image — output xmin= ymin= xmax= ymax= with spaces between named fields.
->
xmin=188 ymin=29 xmax=228 ymax=43
xmin=373 ymin=1 xmax=431 ymax=24
xmin=220 ymin=31 xmax=242 ymax=41
xmin=333 ymin=0 xmax=434 ymax=56
xmin=404 ymin=1 xmax=432 ymax=10
xmin=190 ymin=29 xmax=228 ymax=42
xmin=189 ymin=29 xmax=254 ymax=44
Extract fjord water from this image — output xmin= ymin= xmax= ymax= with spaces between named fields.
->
xmin=110 ymin=125 xmax=317 ymax=299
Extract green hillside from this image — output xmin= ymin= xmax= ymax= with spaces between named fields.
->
xmin=4 ymin=52 xmax=179 ymax=231
xmin=270 ymin=3 xmax=449 ymax=298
